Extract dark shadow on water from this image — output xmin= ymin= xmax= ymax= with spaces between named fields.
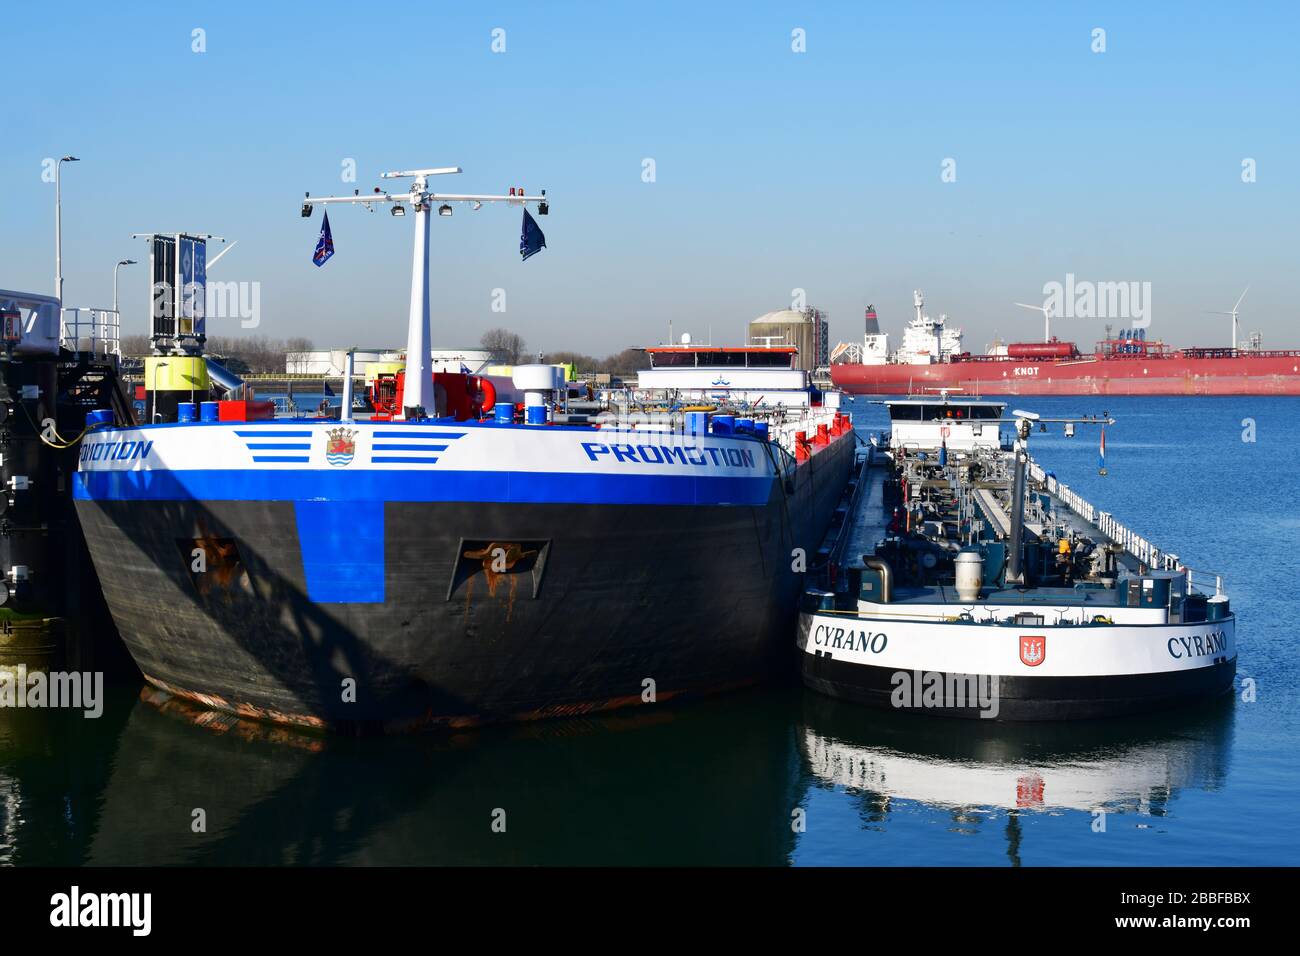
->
xmin=0 ymin=684 xmax=140 ymax=865
xmin=5 ymin=682 xmax=805 ymax=866
xmin=2 ymin=676 xmax=1239 ymax=866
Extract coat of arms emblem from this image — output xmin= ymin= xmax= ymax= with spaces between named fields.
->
xmin=1019 ymin=635 xmax=1046 ymax=667
xmin=325 ymin=427 xmax=356 ymax=467
xmin=1016 ymin=774 xmax=1045 ymax=807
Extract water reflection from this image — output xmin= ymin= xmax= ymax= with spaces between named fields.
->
xmin=797 ymin=694 xmax=1235 ymax=864
xmin=3 ymin=685 xmax=803 ymax=866
xmin=0 ymin=685 xmax=137 ymax=866
xmin=0 ymin=681 xmax=1236 ymax=866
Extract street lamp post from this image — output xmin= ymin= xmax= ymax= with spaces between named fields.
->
xmin=54 ymin=155 xmax=80 ymax=303
xmin=113 ymin=259 xmax=137 ymax=314
xmin=152 ymin=361 xmax=168 ymax=424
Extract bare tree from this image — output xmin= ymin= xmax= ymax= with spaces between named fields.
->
xmin=205 ymin=335 xmax=295 ymax=373
xmin=546 ymin=350 xmax=599 ymax=372
xmin=480 ymin=328 xmax=527 ymax=365
xmin=120 ymin=334 xmax=151 ymax=357
xmin=125 ymin=332 xmax=317 ymax=373
xmin=601 ymin=348 xmax=646 ymax=378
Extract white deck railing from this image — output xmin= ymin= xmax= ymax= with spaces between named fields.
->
xmin=60 ymin=307 xmax=121 ymax=361
xmin=1027 ymin=459 xmax=1183 ymax=573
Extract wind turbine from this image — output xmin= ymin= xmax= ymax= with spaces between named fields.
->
xmin=206 ymin=239 xmax=238 ymax=270
xmin=1014 ymin=301 xmax=1055 ymax=342
xmin=1206 ymin=286 xmax=1249 ymax=351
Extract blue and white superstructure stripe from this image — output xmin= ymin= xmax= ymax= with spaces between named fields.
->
xmin=235 ymin=428 xmax=314 ymax=464
xmin=368 ymin=429 xmax=464 ymax=465
xmin=73 ymin=419 xmax=804 ymax=507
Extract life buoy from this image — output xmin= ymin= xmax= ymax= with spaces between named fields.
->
xmin=470 ymin=376 xmax=497 ymax=417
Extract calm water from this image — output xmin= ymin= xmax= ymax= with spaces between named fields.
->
xmin=2 ymin=396 xmax=1297 ymax=866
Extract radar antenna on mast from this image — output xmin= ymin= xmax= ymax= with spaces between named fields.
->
xmin=300 ymin=164 xmax=549 ymax=419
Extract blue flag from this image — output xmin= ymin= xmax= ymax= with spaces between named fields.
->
xmin=313 ymin=211 xmax=335 ymax=267
xmin=323 ymin=380 xmax=335 ymax=396
xmin=520 ymin=208 xmax=546 ymax=261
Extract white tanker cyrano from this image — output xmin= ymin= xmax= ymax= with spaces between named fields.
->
xmin=798 ymin=395 xmax=1236 ymax=721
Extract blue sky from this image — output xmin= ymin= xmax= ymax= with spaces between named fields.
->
xmin=2 ymin=1 xmax=1296 ymax=355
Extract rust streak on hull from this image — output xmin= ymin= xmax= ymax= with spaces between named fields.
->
xmin=141 ymin=671 xmax=764 ymax=735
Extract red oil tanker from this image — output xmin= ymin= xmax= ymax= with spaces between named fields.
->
xmin=830 ymin=292 xmax=1300 ymax=396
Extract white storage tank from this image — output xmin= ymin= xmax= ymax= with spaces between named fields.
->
xmin=954 ymin=549 xmax=983 ymax=601
xmin=512 ymin=364 xmax=562 ymax=424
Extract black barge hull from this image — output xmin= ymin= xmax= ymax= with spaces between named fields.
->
xmin=801 ymin=652 xmax=1236 ymax=721
xmin=75 ymin=434 xmax=854 ymax=730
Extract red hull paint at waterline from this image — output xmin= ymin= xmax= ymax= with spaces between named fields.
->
xmin=831 ymin=353 xmax=1300 ymax=396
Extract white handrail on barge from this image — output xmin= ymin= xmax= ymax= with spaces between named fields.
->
xmin=594 ymin=405 xmax=843 ymax=468
xmin=1026 ymin=459 xmax=1186 ymax=574
xmin=60 ymin=306 xmax=121 ymax=361
xmin=767 ymin=407 xmax=842 ymax=458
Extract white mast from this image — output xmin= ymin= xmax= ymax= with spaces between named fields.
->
xmin=404 ymin=171 xmax=436 ymax=414
xmin=301 ymin=166 xmax=547 ymax=418
xmin=341 ymin=348 xmax=355 ymax=422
